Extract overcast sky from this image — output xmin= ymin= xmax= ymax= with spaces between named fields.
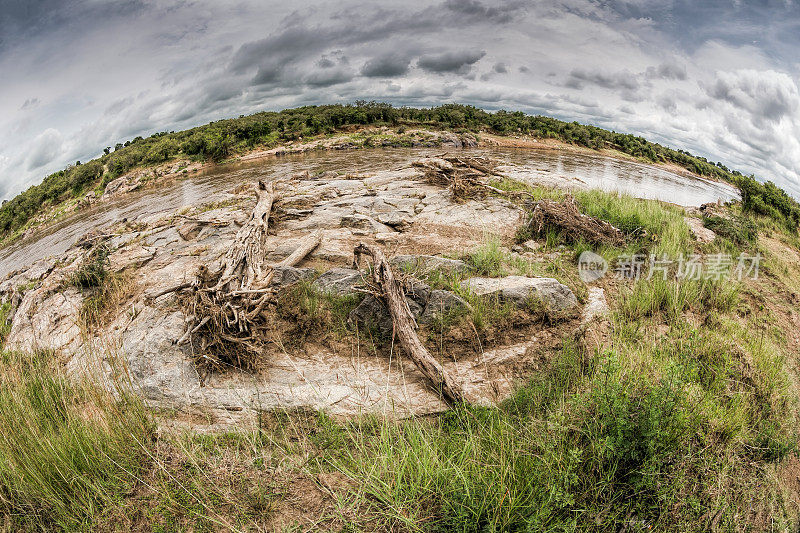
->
xmin=2 ymin=0 xmax=800 ymax=200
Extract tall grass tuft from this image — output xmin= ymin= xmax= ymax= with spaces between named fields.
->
xmin=574 ymin=189 xmax=692 ymax=256
xmin=0 ymin=350 xmax=152 ymax=530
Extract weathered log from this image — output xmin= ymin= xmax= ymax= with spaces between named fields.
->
xmin=353 ymin=242 xmax=466 ymax=406
xmin=273 ymin=230 xmax=322 ymax=268
xmin=214 ymin=179 xmax=275 ymax=291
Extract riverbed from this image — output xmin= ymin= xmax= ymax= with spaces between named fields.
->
xmin=0 ymin=147 xmax=739 ymax=279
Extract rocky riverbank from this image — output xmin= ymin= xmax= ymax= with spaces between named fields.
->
xmin=1 ymin=153 xmax=615 ymax=430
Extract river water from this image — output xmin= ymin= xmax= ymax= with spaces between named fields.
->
xmin=0 ymin=147 xmax=740 ymax=279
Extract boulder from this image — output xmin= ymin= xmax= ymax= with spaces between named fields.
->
xmin=349 ymin=280 xmax=430 ymax=334
xmin=269 ymin=266 xmax=317 ymax=288
xmin=104 ymin=176 xmax=141 ymax=196
xmin=460 ymin=276 xmax=577 ymax=311
xmin=390 ymin=255 xmax=471 ymax=275
xmin=420 ymin=290 xmax=471 ymax=323
xmin=440 ymin=132 xmax=463 ymax=148
xmin=312 ymin=268 xmax=363 ymax=296
xmin=6 ymin=287 xmax=84 ymax=354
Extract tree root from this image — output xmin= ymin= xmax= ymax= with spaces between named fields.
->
xmin=172 ymin=180 xmax=320 ymax=371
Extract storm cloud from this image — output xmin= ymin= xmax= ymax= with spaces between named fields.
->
xmin=417 ymin=50 xmax=486 ymax=74
xmin=2 ymin=0 xmax=800 ymax=199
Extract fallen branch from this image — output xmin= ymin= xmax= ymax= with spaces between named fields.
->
xmin=145 ymin=281 xmax=192 ymax=301
xmin=526 ymin=195 xmax=625 ymax=246
xmin=414 ymin=155 xmax=511 ymax=201
xmin=353 ymin=242 xmax=466 ymax=406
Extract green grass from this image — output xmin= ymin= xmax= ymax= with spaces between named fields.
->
xmin=69 ymin=244 xmax=110 ymax=289
xmin=493 ymin=178 xmax=692 ymax=259
xmin=305 ymin=288 xmax=796 ymax=531
xmin=573 ymin=189 xmax=692 ymax=257
xmin=0 ymin=302 xmax=12 ymax=347
xmin=616 ymin=276 xmax=740 ymax=324
xmin=703 ymin=214 xmax=758 ymax=247
xmin=0 ymin=350 xmax=152 ymax=530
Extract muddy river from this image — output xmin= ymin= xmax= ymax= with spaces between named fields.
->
xmin=0 ymin=147 xmax=739 ymax=279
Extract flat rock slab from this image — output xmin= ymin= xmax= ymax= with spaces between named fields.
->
xmin=390 ymin=255 xmax=472 ymax=275
xmin=460 ymin=276 xmax=577 ymax=311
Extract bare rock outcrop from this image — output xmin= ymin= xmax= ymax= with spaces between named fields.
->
xmin=460 ymin=276 xmax=578 ymax=311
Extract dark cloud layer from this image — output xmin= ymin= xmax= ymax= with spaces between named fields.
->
xmin=2 ymin=0 xmax=800 ymax=200
xmin=417 ymin=50 xmax=486 ymax=74
xmin=361 ymin=54 xmax=412 ymax=77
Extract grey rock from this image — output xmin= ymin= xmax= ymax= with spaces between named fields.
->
xmin=177 ymin=221 xmax=206 ymax=240
xmin=440 ymin=132 xmax=463 ymax=148
xmin=421 ymin=290 xmax=471 ymax=323
xmin=685 ymin=216 xmax=715 ymax=243
xmin=341 ymin=214 xmax=394 ymax=234
xmin=270 ymin=266 xmax=317 ymax=288
xmin=313 ymin=268 xmax=363 ymax=295
xmin=349 ymin=280 xmax=430 ymax=334
xmin=375 ymin=211 xmax=411 ymax=230
xmin=390 ymin=255 xmax=471 ymax=275
xmin=461 ymin=134 xmax=478 ymax=148
xmin=104 ymin=176 xmax=141 ymax=196
xmin=460 ymin=276 xmax=577 ymax=311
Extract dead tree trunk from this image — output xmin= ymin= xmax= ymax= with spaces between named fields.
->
xmin=177 ymin=180 xmax=321 ymax=371
xmin=215 ymin=179 xmax=275 ymax=291
xmin=353 ymin=242 xmax=466 ymax=406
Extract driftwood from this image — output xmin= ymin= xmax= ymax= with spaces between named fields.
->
xmin=526 ymin=195 xmax=625 ymax=246
xmin=413 ymin=155 xmax=508 ymax=201
xmin=214 ymin=179 xmax=275 ymax=291
xmin=175 ymin=180 xmax=320 ymax=370
xmin=353 ymin=242 xmax=466 ymax=406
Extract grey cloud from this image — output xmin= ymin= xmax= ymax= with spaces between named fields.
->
xmin=565 ymin=69 xmax=640 ymax=91
xmin=417 ymin=50 xmax=486 ymax=74
xmin=20 ymin=97 xmax=39 ymax=110
xmin=304 ymin=68 xmax=354 ymax=87
xmin=657 ymin=94 xmax=678 ymax=112
xmin=25 ymin=128 xmax=63 ymax=170
xmin=646 ymin=63 xmax=687 ymax=80
xmin=361 ymin=54 xmax=411 ymax=77
xmin=443 ymin=0 xmax=525 ymax=24
xmin=0 ymin=0 xmax=146 ymax=50
xmin=3 ymin=0 xmax=800 ymax=202
xmin=706 ymin=69 xmax=799 ymax=123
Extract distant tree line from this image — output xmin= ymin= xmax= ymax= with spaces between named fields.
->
xmin=1 ymin=102 xmax=798 ymax=238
